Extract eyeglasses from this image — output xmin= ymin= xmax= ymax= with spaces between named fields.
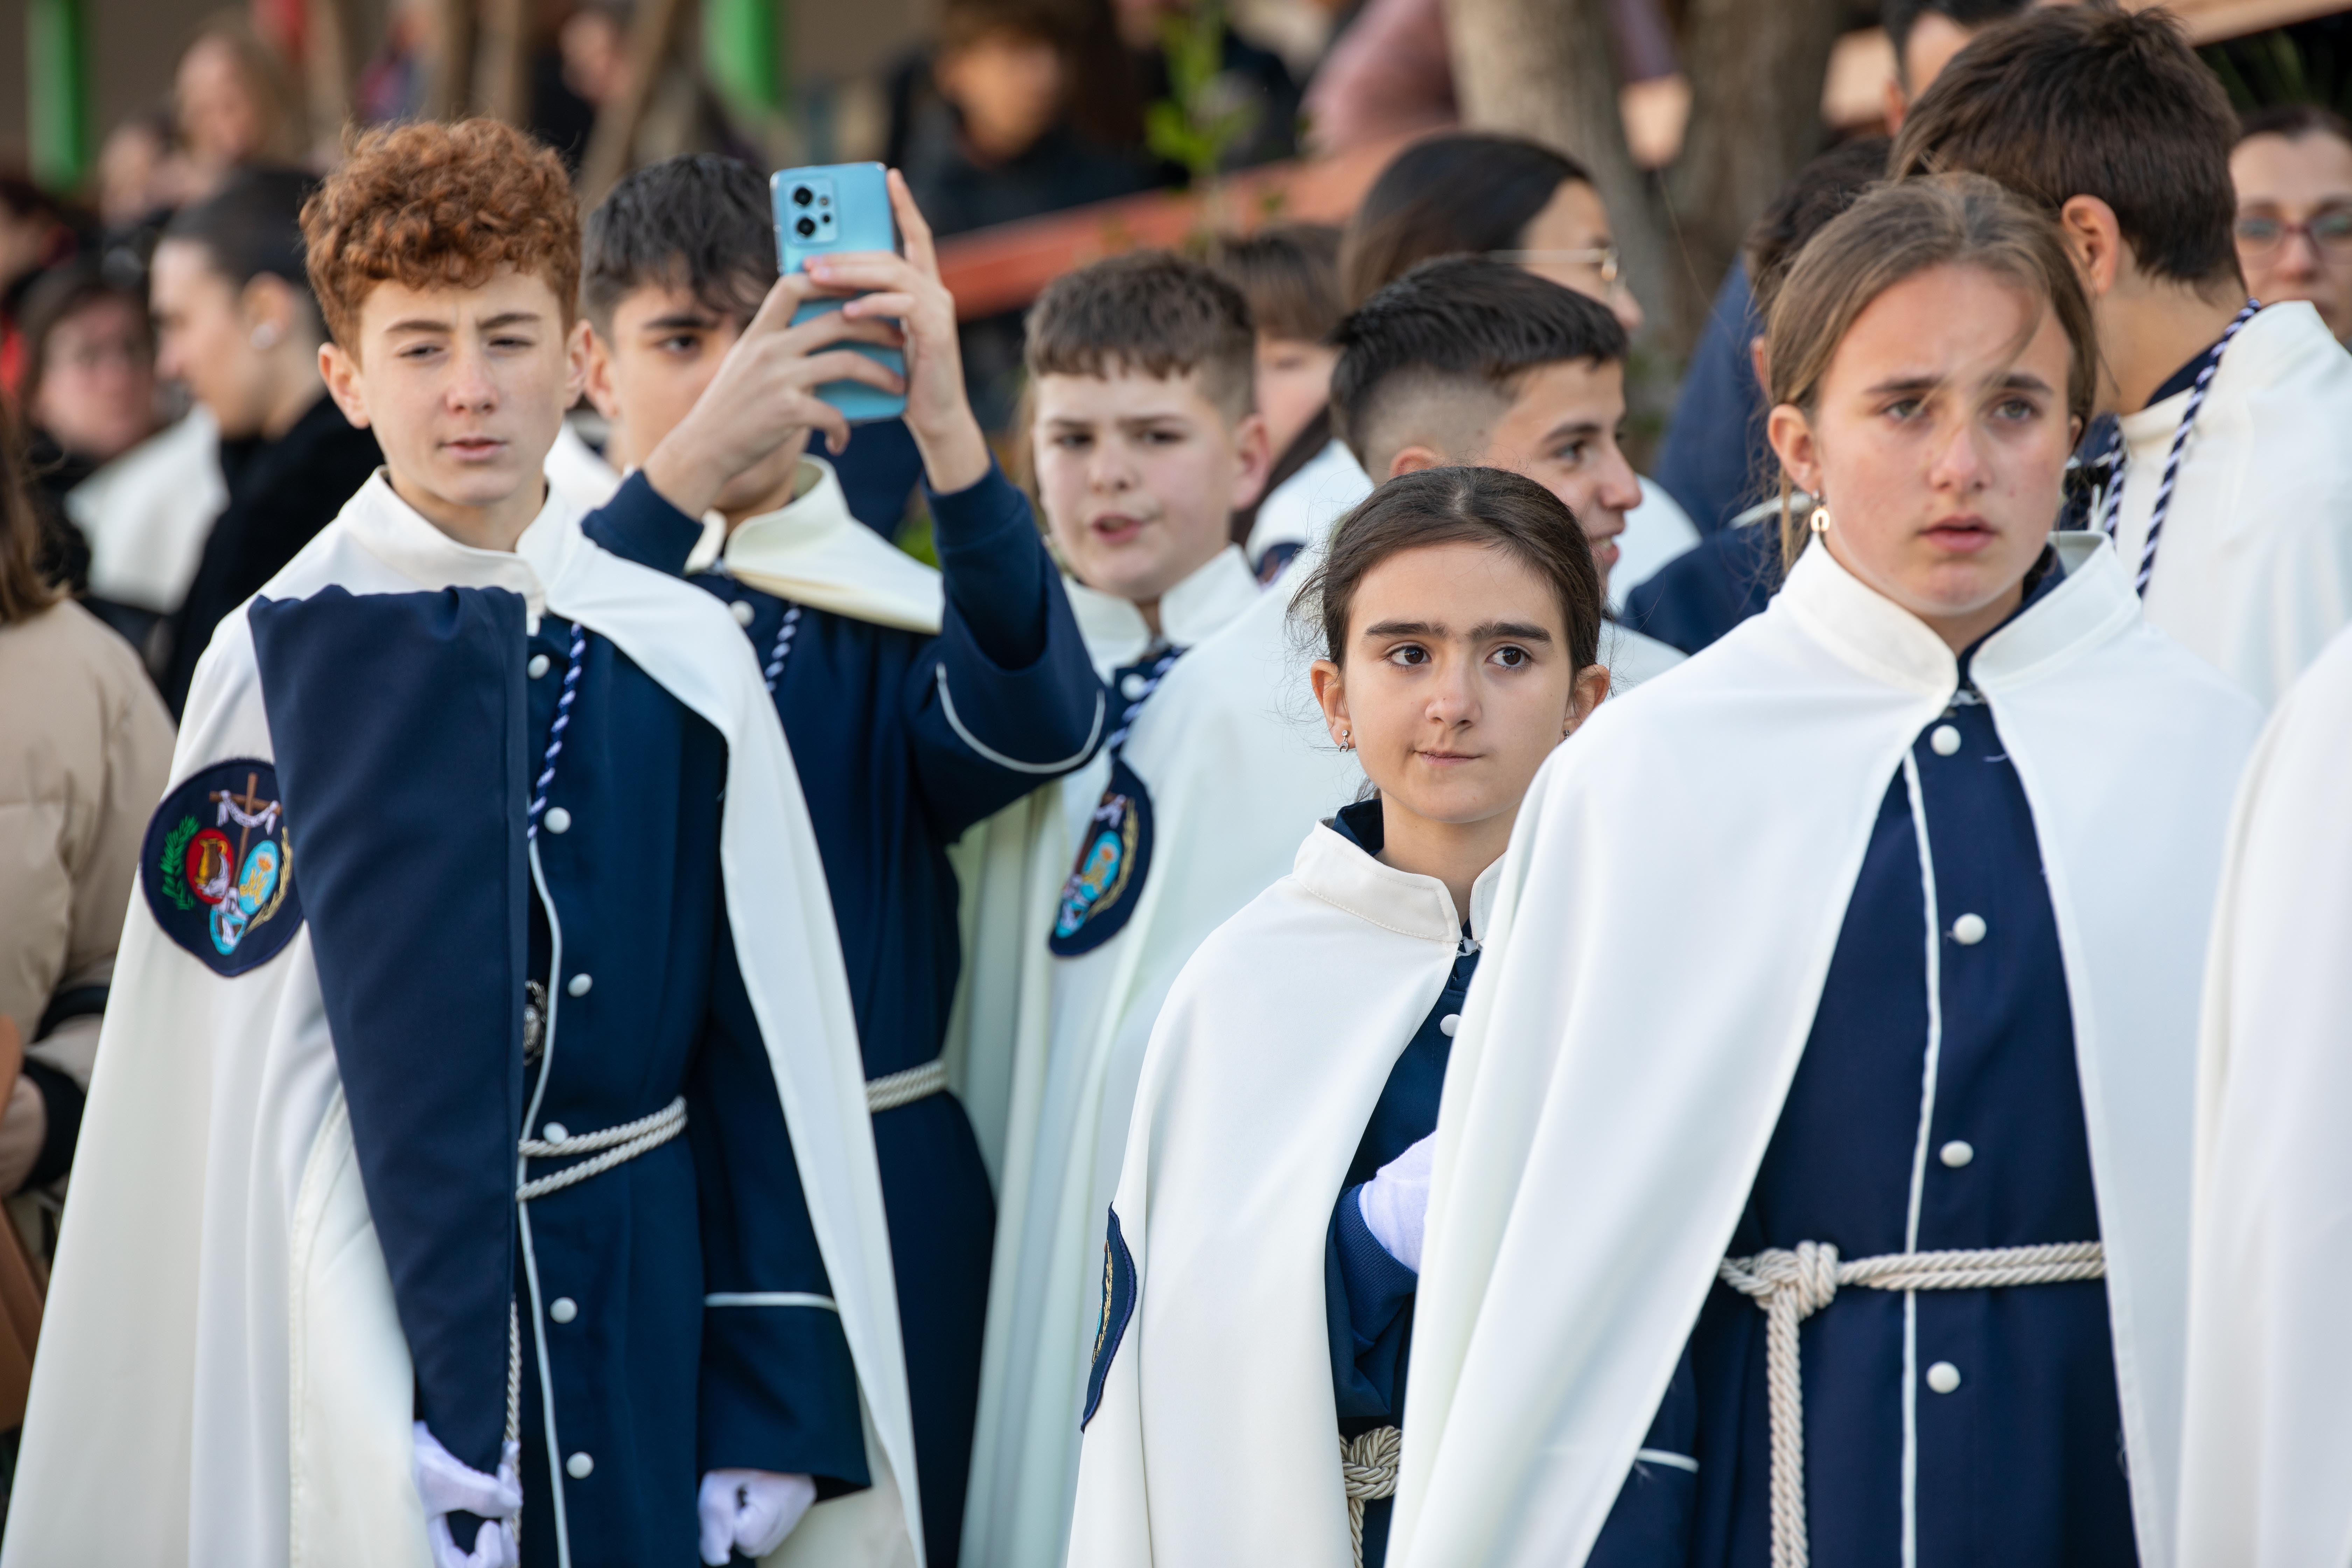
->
xmin=2235 ymin=209 xmax=2352 ymax=256
xmin=1489 ymin=246 xmax=1623 ymax=286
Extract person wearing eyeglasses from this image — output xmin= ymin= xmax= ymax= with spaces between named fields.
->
xmin=2231 ymin=104 xmax=2352 ymax=346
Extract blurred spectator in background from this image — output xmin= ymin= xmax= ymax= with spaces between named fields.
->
xmin=1341 ymin=132 xmax=1692 ymax=602
xmin=1628 ymin=136 xmax=1886 ymax=655
xmin=0 ymin=393 xmax=175 ymax=1274
xmin=1302 ymin=0 xmax=1454 ymax=155
xmin=0 ymin=178 xmax=87 ymax=400
xmin=148 ymin=169 xmax=378 ymax=714
xmin=1210 ymin=223 xmax=1361 ymax=575
xmin=2232 ymin=104 xmax=2352 ymax=344
xmin=559 ymin=0 xmax=755 ymax=167
xmin=95 ymin=111 xmax=193 ymax=232
xmin=14 ymin=261 xmax=160 ymax=599
xmin=173 ymin=15 xmax=302 ymax=201
xmin=1881 ymin=0 xmax=2034 ymax=132
xmin=900 ymin=0 xmax=1156 ymax=238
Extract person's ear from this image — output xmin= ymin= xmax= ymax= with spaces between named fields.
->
xmin=1387 ymin=444 xmax=1445 ymax=479
xmin=1309 ymin=656 xmax=1352 ymax=750
xmin=318 ymin=340 xmax=372 ymax=429
xmin=1765 ymin=402 xmax=1822 ymax=499
xmin=1565 ymin=660 xmax=1610 ymax=735
xmin=1227 ymin=409 xmax=1273 ymax=512
xmin=581 ymin=322 xmax=624 ymax=428
xmin=241 ymin=274 xmax=299 ymax=351
xmin=2058 ymin=195 xmax=2126 ymax=299
xmin=564 ymin=316 xmax=593 ymax=413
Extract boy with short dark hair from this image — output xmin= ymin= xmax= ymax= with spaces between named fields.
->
xmin=10 ymin=120 xmax=924 ymax=1568
xmin=567 ymin=151 xmax=1107 ymax=1568
xmin=1893 ymin=3 xmax=2352 ymax=707
xmin=1328 ymin=255 xmax=1684 ymax=689
xmin=961 ymin=248 xmax=1360 ymax=1568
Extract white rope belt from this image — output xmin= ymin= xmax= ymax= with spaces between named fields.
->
xmin=866 ymin=1058 xmax=950 ymax=1114
xmin=1339 ymin=1425 xmax=1402 ymax=1568
xmin=1716 ymin=1239 xmax=2105 ymax=1568
xmin=517 ymin=1096 xmax=689 ymax=1203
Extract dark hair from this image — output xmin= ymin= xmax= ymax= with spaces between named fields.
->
xmin=0 ymin=398 xmax=61 ymax=625
xmin=164 ymin=164 xmax=317 ymax=293
xmin=1747 ymin=137 xmax=1889 ymax=320
xmin=18 ymin=257 xmax=152 ymax=413
xmin=1340 ymin=133 xmax=1595 ymax=307
xmin=1329 ymin=255 xmax=1627 ymax=470
xmin=1890 ymin=5 xmax=2242 ymax=289
xmin=1296 ymin=466 xmax=1603 ymax=671
xmin=1881 ymin=0 xmax=2032 ymax=75
xmin=938 ymin=0 xmax=1072 ymax=54
xmin=1765 ymin=174 xmax=2097 ymax=567
xmin=2239 ymin=102 xmax=2352 ymax=150
xmin=1211 ymin=224 xmax=1344 ymax=343
xmin=583 ymin=154 xmax=775 ymax=333
xmin=1025 ymin=250 xmax=1257 ymax=416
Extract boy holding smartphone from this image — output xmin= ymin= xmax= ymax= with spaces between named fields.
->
xmin=9 ymin=122 xmax=929 ymax=1568
xmin=570 ymin=153 xmax=1105 ymax=1568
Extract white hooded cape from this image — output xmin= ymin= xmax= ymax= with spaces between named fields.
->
xmin=4 ymin=476 xmax=924 ymax=1568
xmin=955 ymin=546 xmax=1365 ymax=1567
xmin=1390 ymin=534 xmax=2260 ymax=1568
xmin=2107 ymin=299 xmax=2352 ymax=708
xmin=2177 ymin=625 xmax=2352 ymax=1566
xmin=1068 ymin=822 xmax=1498 ymax=1567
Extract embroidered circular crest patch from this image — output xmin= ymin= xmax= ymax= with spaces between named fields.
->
xmin=1049 ymin=757 xmax=1155 ymax=957
xmin=141 ymin=758 xmax=303 ymax=976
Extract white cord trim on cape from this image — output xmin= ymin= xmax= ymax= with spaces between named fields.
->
xmin=517 ymin=1096 xmax=690 ymax=1203
xmin=866 ymin=1058 xmax=951 ymax=1113
xmin=932 ymin=665 xmax=1105 ymax=774
xmin=1716 ymin=1239 xmax=2105 ymax=1568
xmin=1340 ymin=1424 xmax=1401 ymax=1568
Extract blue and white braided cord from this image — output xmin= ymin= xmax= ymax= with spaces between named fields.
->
xmin=527 ymin=622 xmax=587 ymax=840
xmin=2100 ymin=299 xmax=2261 ymax=598
xmin=762 ymin=603 xmax=803 ymax=693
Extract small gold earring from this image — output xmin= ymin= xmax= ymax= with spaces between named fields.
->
xmin=1809 ymin=504 xmax=1831 ymax=535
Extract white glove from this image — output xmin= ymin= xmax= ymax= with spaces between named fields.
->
xmin=698 ymin=1470 xmax=817 ymax=1564
xmin=413 ymin=1423 xmax=522 ymax=1568
xmin=1357 ymin=1132 xmax=1437 ymax=1274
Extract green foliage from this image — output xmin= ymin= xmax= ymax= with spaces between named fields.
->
xmin=2204 ymin=17 xmax=2352 ymax=119
xmin=1146 ymin=2 xmax=1259 ymax=190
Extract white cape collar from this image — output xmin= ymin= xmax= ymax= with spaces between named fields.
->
xmin=336 ymin=468 xmax=574 ymax=630
xmin=1065 ymin=545 xmax=1260 ymax=674
xmin=688 ymin=456 xmax=946 ymax=634
xmin=1296 ymin=817 xmax=1501 ymax=947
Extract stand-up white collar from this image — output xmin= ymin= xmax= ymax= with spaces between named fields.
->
xmin=1293 ymin=817 xmax=1503 ymax=946
xmin=1777 ymin=530 xmax=2134 ymax=698
xmin=1065 ymin=544 xmax=1261 ymax=673
xmin=686 ymin=456 xmax=945 ymax=634
xmin=338 ymin=468 xmax=576 ymax=630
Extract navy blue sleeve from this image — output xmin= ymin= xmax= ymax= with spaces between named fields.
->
xmin=579 ymin=470 xmax=705 ymax=575
xmin=1622 ymin=523 xmax=1782 ymax=657
xmin=905 ymin=464 xmax=1105 ymax=837
xmin=251 ymin=586 xmax=527 ymax=1476
xmin=1323 ymin=1184 xmax=1421 ymax=1422
xmin=1651 ymin=261 xmax=1768 ymax=537
xmin=832 ymin=418 xmax=926 ymax=536
xmin=689 ymin=915 xmax=871 ymax=1490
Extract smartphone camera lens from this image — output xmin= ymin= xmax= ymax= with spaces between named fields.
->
xmin=794 ymin=216 xmax=818 ymax=239
xmin=792 ymin=186 xmax=815 ymax=208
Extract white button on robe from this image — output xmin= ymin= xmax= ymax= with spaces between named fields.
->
xmin=550 ymin=1297 xmax=578 ymax=1323
xmin=544 ymin=1123 xmax=569 ymax=1143
xmin=1952 ymin=913 xmax=1986 ymax=945
xmin=528 ymin=653 xmax=551 ymax=679
xmin=543 ymin=806 xmax=572 ymax=835
xmin=1940 ymin=1140 xmax=1974 ymax=1168
xmin=567 ymin=1451 xmax=595 ymax=1479
xmin=730 ymin=599 xmax=756 ymax=626
xmin=567 ymin=973 xmax=593 ymax=998
xmin=1926 ymin=1362 xmax=1962 ymax=1394
xmin=1930 ymin=724 xmax=1961 ymax=756
xmin=1440 ymin=1014 xmax=1461 ymax=1037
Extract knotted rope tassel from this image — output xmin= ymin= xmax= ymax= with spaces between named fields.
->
xmin=1716 ymin=1239 xmax=2104 ymax=1568
xmin=1339 ymin=1424 xmax=1402 ymax=1568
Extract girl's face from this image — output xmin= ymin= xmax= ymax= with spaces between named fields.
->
xmin=1768 ymin=263 xmax=2079 ymax=653
xmin=1312 ymin=540 xmax=1608 ymax=836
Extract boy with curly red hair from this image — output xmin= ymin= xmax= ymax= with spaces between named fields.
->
xmin=11 ymin=120 xmax=925 ymax=1568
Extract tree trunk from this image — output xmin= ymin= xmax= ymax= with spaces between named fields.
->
xmin=1664 ymin=0 xmax=1846 ymax=342
xmin=1442 ymin=0 xmax=1676 ymax=338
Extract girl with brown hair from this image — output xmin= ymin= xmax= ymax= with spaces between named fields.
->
xmin=1069 ymin=467 xmax=1650 ymax=1568
xmin=1388 ymin=175 xmax=2262 ymax=1568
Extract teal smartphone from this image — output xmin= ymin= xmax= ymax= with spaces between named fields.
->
xmin=772 ymin=162 xmax=908 ymax=425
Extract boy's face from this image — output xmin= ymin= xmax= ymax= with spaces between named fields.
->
xmin=321 ymin=267 xmax=586 ymax=541
xmin=585 ymin=278 xmax=806 ymax=515
xmin=1255 ymin=335 xmax=1339 ymax=463
xmin=1458 ymin=358 xmax=1642 ymax=591
xmin=1031 ymin=365 xmax=1270 ymax=608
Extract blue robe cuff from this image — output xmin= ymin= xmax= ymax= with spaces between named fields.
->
xmin=1325 ymin=1183 xmax=1420 ymax=1421
xmin=925 ymin=462 xmax=1054 ymax=671
xmin=581 ymin=470 xmax=704 ymax=576
xmin=698 ymin=1300 xmax=872 ymax=1490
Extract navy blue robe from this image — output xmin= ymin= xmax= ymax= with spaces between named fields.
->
xmin=586 ymin=464 xmax=1105 ymax=1566
xmin=1656 ymin=566 xmax=2136 ymax=1567
xmin=253 ymin=488 xmax=869 ymax=1568
xmin=1318 ymin=803 xmax=1696 ymax=1568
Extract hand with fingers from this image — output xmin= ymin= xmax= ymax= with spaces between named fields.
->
xmin=639 ymin=270 xmax=910 ymax=523
xmin=804 ymin=168 xmax=993 ymax=495
xmin=413 ymin=1423 xmax=523 ymax=1568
